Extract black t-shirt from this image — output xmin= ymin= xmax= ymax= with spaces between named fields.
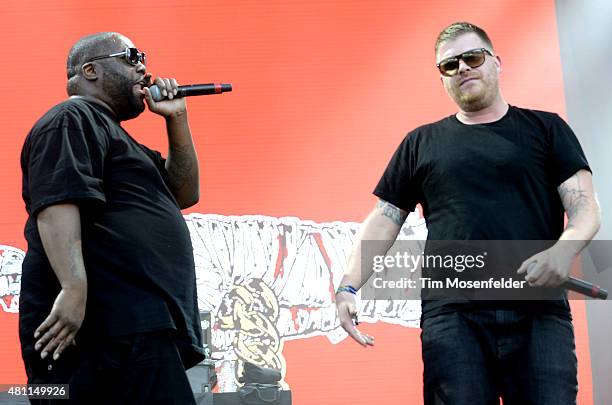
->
xmin=373 ymin=106 xmax=591 ymax=319
xmin=20 ymin=97 xmax=204 ymax=367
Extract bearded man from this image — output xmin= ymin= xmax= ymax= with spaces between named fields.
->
xmin=20 ymin=32 xmax=203 ymax=404
xmin=336 ymin=22 xmax=600 ymax=404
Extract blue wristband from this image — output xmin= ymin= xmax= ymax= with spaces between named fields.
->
xmin=336 ymin=285 xmax=357 ymax=295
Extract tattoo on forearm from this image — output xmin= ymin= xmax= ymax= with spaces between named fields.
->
xmin=376 ymin=200 xmax=407 ymax=226
xmin=167 ymin=144 xmax=194 ymax=192
xmin=558 ymin=174 xmax=589 ymax=222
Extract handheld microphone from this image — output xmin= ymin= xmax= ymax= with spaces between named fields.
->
xmin=563 ymin=276 xmax=608 ymax=299
xmin=150 ymin=83 xmax=232 ymax=101
xmin=526 ymin=263 xmax=608 ymax=299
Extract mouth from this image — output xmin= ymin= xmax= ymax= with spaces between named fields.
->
xmin=134 ymin=78 xmax=150 ymax=97
xmin=135 ymin=75 xmax=151 ymax=88
xmin=459 ymin=77 xmax=478 ymax=86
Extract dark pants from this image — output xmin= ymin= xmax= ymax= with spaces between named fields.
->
xmin=421 ymin=310 xmax=578 ymax=405
xmin=24 ymin=330 xmax=196 ymax=405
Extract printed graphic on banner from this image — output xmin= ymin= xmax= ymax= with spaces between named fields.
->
xmin=1 ymin=212 xmax=427 ymax=391
xmin=0 ymin=245 xmax=23 ymax=313
xmin=185 ymin=212 xmax=426 ymax=390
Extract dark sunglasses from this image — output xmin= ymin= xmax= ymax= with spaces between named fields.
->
xmin=436 ymin=48 xmax=493 ymax=77
xmin=86 ymin=47 xmax=146 ymax=66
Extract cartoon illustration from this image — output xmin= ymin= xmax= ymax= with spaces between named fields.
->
xmin=2 ymin=211 xmax=426 ymax=391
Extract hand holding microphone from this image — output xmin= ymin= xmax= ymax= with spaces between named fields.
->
xmin=149 ymin=82 xmax=232 ymax=101
xmin=142 ymin=78 xmax=232 ymax=118
xmin=525 ymin=262 xmax=608 ymax=299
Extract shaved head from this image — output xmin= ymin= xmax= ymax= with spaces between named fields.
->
xmin=66 ymin=32 xmax=127 ymax=95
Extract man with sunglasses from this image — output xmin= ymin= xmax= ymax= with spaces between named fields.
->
xmin=20 ymin=32 xmax=203 ymax=404
xmin=336 ymin=22 xmax=600 ymax=404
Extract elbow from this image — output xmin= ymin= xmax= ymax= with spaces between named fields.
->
xmin=178 ymin=191 xmax=200 ymax=210
xmin=594 ymin=206 xmax=602 ymax=234
xmin=592 ymin=197 xmax=603 ymax=233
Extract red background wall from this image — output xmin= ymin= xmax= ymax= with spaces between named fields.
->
xmin=0 ymin=1 xmax=593 ymax=403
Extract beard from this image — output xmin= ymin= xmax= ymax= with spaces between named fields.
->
xmin=446 ymin=73 xmax=499 ymax=112
xmin=102 ymin=69 xmax=145 ymax=121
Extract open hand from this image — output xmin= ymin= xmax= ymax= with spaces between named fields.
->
xmin=336 ymin=291 xmax=375 ymax=347
xmin=34 ymin=286 xmax=86 ymax=360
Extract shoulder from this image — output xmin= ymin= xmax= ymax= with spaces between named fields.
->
xmin=400 ymin=115 xmax=454 ymax=146
xmin=28 ymin=99 xmax=93 ymax=135
xmin=23 ymin=99 xmax=113 ymax=155
xmin=510 ymin=105 xmax=564 ymax=127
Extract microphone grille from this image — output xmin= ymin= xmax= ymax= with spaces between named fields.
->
xmin=149 ymin=85 xmax=163 ymax=102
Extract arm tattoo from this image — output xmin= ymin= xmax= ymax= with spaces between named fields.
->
xmin=558 ymin=174 xmax=590 ymax=222
xmin=376 ymin=200 xmax=408 ymax=226
xmin=167 ymin=144 xmax=194 ymax=192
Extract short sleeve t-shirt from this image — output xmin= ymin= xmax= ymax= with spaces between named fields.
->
xmin=373 ymin=106 xmax=591 ymax=319
xmin=20 ymin=97 xmax=204 ymax=367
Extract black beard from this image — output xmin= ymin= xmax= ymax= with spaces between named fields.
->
xmin=102 ymin=70 xmax=145 ymax=121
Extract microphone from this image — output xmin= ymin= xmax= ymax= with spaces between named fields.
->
xmin=149 ymin=83 xmax=232 ymax=101
xmin=526 ymin=263 xmax=608 ymax=299
xmin=563 ymin=276 xmax=608 ymax=299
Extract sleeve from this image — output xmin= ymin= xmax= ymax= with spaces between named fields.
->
xmin=372 ymin=132 xmax=421 ymax=212
xmin=547 ymin=113 xmax=591 ymax=186
xmin=27 ymin=111 xmax=108 ymax=216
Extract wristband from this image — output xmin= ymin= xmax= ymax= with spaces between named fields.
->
xmin=336 ymin=285 xmax=357 ymax=295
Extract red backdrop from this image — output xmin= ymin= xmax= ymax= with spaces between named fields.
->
xmin=0 ymin=1 xmax=593 ymax=403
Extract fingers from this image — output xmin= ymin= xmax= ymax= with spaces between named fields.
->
xmin=338 ymin=305 xmax=375 ymax=347
xmin=52 ymin=330 xmax=77 ymax=360
xmin=143 ymin=86 xmax=153 ymax=105
xmin=34 ymin=311 xmax=79 ymax=360
xmin=522 ymin=261 xmax=564 ymax=287
xmin=41 ymin=326 xmax=70 ymax=360
xmin=340 ymin=318 xmax=374 ymax=346
xmin=34 ymin=312 xmax=58 ymax=340
xmin=170 ymin=78 xmax=179 ymax=97
xmin=516 ymin=259 xmax=531 ymax=275
xmin=524 ymin=261 xmax=545 ymax=286
xmin=152 ymin=77 xmax=179 ymax=100
xmin=39 ymin=324 xmax=77 ymax=360
xmin=518 ymin=260 xmax=541 ymax=285
xmin=35 ymin=321 xmax=61 ymax=351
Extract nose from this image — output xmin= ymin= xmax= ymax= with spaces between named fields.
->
xmin=135 ymin=62 xmax=146 ymax=75
xmin=457 ymin=58 xmax=471 ymax=74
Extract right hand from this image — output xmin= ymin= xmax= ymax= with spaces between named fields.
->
xmin=34 ymin=285 xmax=86 ymax=360
xmin=335 ymin=291 xmax=375 ymax=347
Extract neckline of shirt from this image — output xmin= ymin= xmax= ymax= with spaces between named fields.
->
xmin=450 ymin=104 xmax=514 ymax=127
xmin=71 ymin=97 xmax=119 ymax=122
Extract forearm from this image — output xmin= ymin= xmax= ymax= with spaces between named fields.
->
xmin=37 ymin=204 xmax=87 ymax=292
xmin=341 ymin=200 xmax=406 ymax=290
xmin=557 ymin=204 xmax=601 ymax=255
xmin=556 ymin=170 xmax=602 ymax=256
xmin=165 ymin=111 xmax=200 ymax=208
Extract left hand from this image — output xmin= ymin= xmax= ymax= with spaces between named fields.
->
xmin=516 ymin=244 xmax=575 ymax=287
xmin=143 ymin=77 xmax=186 ymax=118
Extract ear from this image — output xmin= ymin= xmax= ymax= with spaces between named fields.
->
xmin=81 ymin=62 xmax=99 ymax=81
xmin=495 ymin=55 xmax=502 ymax=74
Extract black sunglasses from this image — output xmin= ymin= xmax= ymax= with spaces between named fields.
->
xmin=86 ymin=47 xmax=146 ymax=66
xmin=436 ymin=48 xmax=493 ymax=77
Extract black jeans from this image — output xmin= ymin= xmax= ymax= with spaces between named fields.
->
xmin=24 ymin=330 xmax=196 ymax=405
xmin=421 ymin=310 xmax=578 ymax=405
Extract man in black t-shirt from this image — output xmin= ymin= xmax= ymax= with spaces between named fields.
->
xmin=336 ymin=22 xmax=601 ymax=404
xmin=20 ymin=32 xmax=203 ymax=404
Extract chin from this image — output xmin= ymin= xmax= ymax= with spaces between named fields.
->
xmin=118 ymin=99 xmax=146 ymax=121
xmin=454 ymin=90 xmax=487 ymax=111
xmin=117 ymin=107 xmax=143 ymax=121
